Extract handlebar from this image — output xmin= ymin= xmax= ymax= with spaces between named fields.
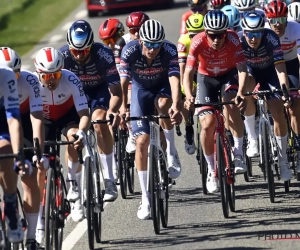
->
xmin=193 ymin=101 xmax=236 ymax=108
xmin=91 ymin=114 xmax=118 ymax=142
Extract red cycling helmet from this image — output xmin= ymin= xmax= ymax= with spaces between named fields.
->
xmin=98 ymin=18 xmax=125 ymax=40
xmin=264 ymin=0 xmax=288 ymax=18
xmin=210 ymin=0 xmax=230 ymax=8
xmin=126 ymin=12 xmax=150 ymax=28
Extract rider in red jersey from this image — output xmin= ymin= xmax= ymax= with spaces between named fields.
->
xmin=180 ymin=0 xmax=209 ymax=36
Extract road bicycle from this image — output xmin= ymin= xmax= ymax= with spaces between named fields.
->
xmin=193 ymin=101 xmax=236 ymax=219
xmin=128 ymin=114 xmax=170 ymax=234
xmin=42 ymin=135 xmax=83 ymax=250
xmin=0 ymin=138 xmax=41 ymax=250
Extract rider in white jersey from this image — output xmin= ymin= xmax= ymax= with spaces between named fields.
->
xmin=0 ymin=63 xmax=29 ymax=244
xmin=0 ymin=47 xmax=45 ymax=250
xmin=33 ymin=47 xmax=90 ymax=246
xmin=264 ymin=0 xmax=300 ymax=173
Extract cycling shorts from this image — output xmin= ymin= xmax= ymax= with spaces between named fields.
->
xmin=131 ymin=82 xmax=171 ymax=136
xmin=44 ymin=106 xmax=80 ymax=154
xmin=247 ymin=65 xmax=281 ymax=100
xmin=85 ymin=85 xmax=111 ymax=112
xmin=195 ymin=68 xmax=239 ymax=115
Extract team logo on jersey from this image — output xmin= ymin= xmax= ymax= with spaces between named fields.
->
xmin=136 ymin=67 xmax=163 ymax=75
xmin=106 ymin=66 xmax=118 ymax=76
xmin=79 ymin=75 xmax=100 ymax=81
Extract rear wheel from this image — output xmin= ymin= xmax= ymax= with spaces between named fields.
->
xmin=118 ymin=129 xmax=128 ymax=199
xmin=93 ymin=153 xmax=102 ymax=243
xmin=45 ymin=168 xmax=55 ymax=250
xmin=197 ymin=121 xmax=208 ymax=194
xmin=127 ymin=152 xmax=135 ymax=194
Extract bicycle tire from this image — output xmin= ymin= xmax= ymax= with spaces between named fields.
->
xmin=226 ymin=144 xmax=235 ymax=212
xmin=118 ymin=129 xmax=128 ymax=199
xmin=127 ymin=152 xmax=135 ymax=194
xmin=217 ymin=133 xmax=229 ymax=218
xmin=197 ymin=121 xmax=208 ymax=194
xmin=196 ymin=120 xmax=201 ymax=166
xmin=45 ymin=168 xmax=55 ymax=250
xmin=243 ymin=135 xmax=252 ymax=182
xmin=149 ymin=145 xmax=160 ymax=234
xmin=85 ymin=156 xmax=95 ymax=250
xmin=262 ymin=122 xmax=275 ymax=203
xmin=160 ymin=152 xmax=169 ymax=228
xmin=94 ymin=153 xmax=102 ymax=244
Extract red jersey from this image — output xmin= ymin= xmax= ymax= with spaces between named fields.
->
xmin=186 ymin=31 xmax=246 ymax=76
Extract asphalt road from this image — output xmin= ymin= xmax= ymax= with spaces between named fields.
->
xmin=15 ymin=0 xmax=300 ymax=249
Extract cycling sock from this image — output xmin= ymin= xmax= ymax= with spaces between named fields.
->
xmin=36 ymin=203 xmax=44 ymax=230
xmin=137 ymin=171 xmax=150 ymax=206
xmin=76 ymin=171 xmax=82 ymax=196
xmin=100 ymin=153 xmax=114 ymax=181
xmin=294 ymin=134 xmax=300 ymax=151
xmin=25 ymin=213 xmax=38 ymax=240
xmin=163 ymin=128 xmax=176 ymax=155
xmin=204 ymin=154 xmax=214 ymax=172
xmin=233 ymin=137 xmax=244 ymax=156
xmin=244 ymin=114 xmax=257 ymax=140
xmin=276 ymin=134 xmax=288 ymax=161
xmin=67 ymin=160 xmax=79 ymax=183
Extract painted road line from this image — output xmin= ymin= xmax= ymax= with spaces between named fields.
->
xmin=49 ymin=35 xmax=63 ymax=43
xmin=75 ymin=10 xmax=87 ymax=19
xmin=61 ymin=22 xmax=73 ymax=31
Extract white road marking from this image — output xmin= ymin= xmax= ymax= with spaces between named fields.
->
xmin=61 ymin=22 xmax=73 ymax=31
xmin=49 ymin=34 xmax=63 ymax=43
xmin=75 ymin=10 xmax=87 ymax=19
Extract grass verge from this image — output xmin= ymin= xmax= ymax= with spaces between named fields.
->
xmin=0 ymin=0 xmax=83 ymax=56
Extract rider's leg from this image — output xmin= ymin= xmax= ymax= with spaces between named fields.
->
xmin=290 ymin=96 xmax=300 ymax=172
xmin=155 ymin=95 xmax=182 ymax=179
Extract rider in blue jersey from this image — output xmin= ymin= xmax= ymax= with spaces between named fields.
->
xmin=240 ymin=12 xmax=293 ymax=181
xmin=58 ymin=20 xmax=122 ymax=219
xmin=120 ymin=20 xmax=182 ymax=220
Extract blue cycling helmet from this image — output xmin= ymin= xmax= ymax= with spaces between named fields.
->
xmin=67 ymin=20 xmax=94 ymax=50
xmin=221 ymin=5 xmax=240 ymax=28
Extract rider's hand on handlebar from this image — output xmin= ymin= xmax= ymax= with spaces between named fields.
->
xmin=14 ymin=160 xmax=33 ymax=177
xmin=282 ymin=95 xmax=292 ymax=108
xmin=168 ymin=107 xmax=182 ymax=125
xmin=32 ymin=155 xmax=49 ymax=170
xmin=235 ymin=95 xmax=247 ymax=112
xmin=73 ymin=130 xmax=85 ymax=150
xmin=106 ymin=111 xmax=120 ymax=127
xmin=184 ymin=96 xmax=195 ymax=110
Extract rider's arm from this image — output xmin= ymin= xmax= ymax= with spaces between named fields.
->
xmin=236 ymin=63 xmax=249 ymax=96
xmin=30 ymin=112 xmax=44 ymax=154
xmin=3 ymin=69 xmax=23 ymax=154
xmin=108 ymin=84 xmax=122 ymax=113
xmin=113 ymin=37 xmax=125 ymax=73
xmin=177 ymin=39 xmax=188 ymax=85
xmin=275 ymin=63 xmax=289 ymax=89
xmin=120 ymin=77 xmax=130 ymax=112
xmin=77 ymin=109 xmax=90 ymax=133
xmin=183 ymin=66 xmax=196 ymax=99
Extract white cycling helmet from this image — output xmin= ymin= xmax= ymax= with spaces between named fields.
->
xmin=240 ymin=12 xmax=265 ymax=31
xmin=34 ymin=47 xmax=64 ymax=73
xmin=288 ymin=2 xmax=300 ymax=22
xmin=139 ymin=19 xmax=165 ymax=43
xmin=234 ymin=0 xmax=256 ymax=11
xmin=204 ymin=10 xmax=229 ymax=31
xmin=0 ymin=47 xmax=21 ymax=71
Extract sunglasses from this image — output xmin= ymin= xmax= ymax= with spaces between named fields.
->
xmin=206 ymin=32 xmax=227 ymax=40
xmin=244 ymin=31 xmax=263 ymax=39
xmin=102 ymin=36 xmax=119 ymax=46
xmin=69 ymin=46 xmax=91 ymax=57
xmin=39 ymin=71 xmax=62 ymax=81
xmin=129 ymin=27 xmax=140 ymax=35
xmin=268 ymin=17 xmax=287 ymax=25
xmin=143 ymin=42 xmax=162 ymax=49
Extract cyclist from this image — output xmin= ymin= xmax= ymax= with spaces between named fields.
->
xmin=180 ymin=0 xmax=209 ymax=36
xmin=210 ymin=0 xmax=231 ymax=10
xmin=120 ymin=20 xmax=182 ymax=219
xmin=240 ymin=12 xmax=293 ymax=181
xmin=0 ymin=47 xmax=44 ymax=249
xmin=221 ymin=5 xmax=241 ymax=32
xmin=113 ymin=11 xmax=150 ymax=154
xmin=59 ymin=20 xmax=121 ymax=203
xmin=234 ymin=0 xmax=265 ymax=18
xmin=183 ymin=10 xmax=248 ymax=194
xmin=264 ymin=0 xmax=300 ymax=172
xmin=288 ymin=2 xmax=300 ymax=22
xmin=98 ymin=18 xmax=125 ymax=51
xmin=0 ymin=64 xmax=28 ymax=243
xmin=33 ymin=47 xmax=90 ymax=245
xmin=178 ymin=13 xmax=205 ymax=155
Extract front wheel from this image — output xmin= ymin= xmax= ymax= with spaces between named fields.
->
xmin=160 ymin=152 xmax=169 ymax=228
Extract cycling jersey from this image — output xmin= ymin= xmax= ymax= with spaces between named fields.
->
xmin=18 ymin=70 xmax=43 ymax=114
xmin=265 ymin=21 xmax=300 ymax=61
xmin=240 ymin=29 xmax=284 ymax=69
xmin=59 ymin=42 xmax=120 ymax=91
xmin=33 ymin=69 xmax=88 ymax=121
xmin=178 ymin=33 xmax=192 ymax=63
xmin=119 ymin=39 xmax=180 ymax=136
xmin=186 ymin=31 xmax=246 ymax=76
xmin=0 ymin=64 xmax=20 ymax=119
xmin=114 ymin=33 xmax=131 ymax=67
